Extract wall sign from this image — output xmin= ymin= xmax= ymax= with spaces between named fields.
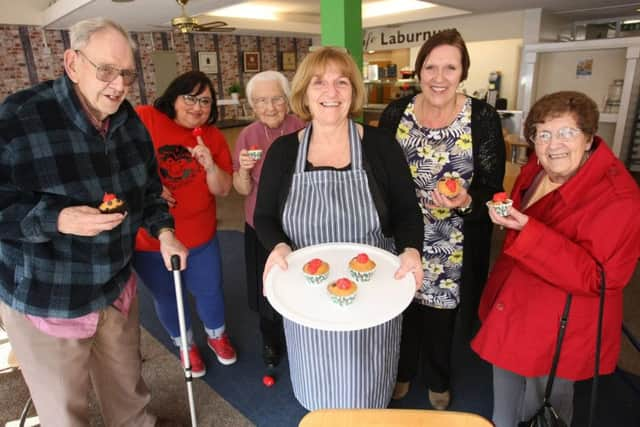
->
xmin=363 ymin=24 xmax=456 ymax=51
xmin=243 ymin=51 xmax=260 ymax=73
xmin=282 ymin=51 xmax=296 ymax=71
xmin=198 ymin=51 xmax=218 ymax=74
xmin=576 ymin=58 xmax=593 ymax=79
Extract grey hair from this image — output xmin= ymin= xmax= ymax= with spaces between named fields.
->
xmin=245 ymin=71 xmax=291 ymax=108
xmin=69 ymin=17 xmax=136 ymax=51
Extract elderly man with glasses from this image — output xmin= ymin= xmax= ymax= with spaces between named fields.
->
xmin=0 ymin=17 xmax=187 ymax=426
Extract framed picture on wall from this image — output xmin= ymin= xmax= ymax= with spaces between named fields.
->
xmin=198 ymin=51 xmax=218 ymax=74
xmin=243 ymin=51 xmax=260 ymax=73
xmin=282 ymin=51 xmax=296 ymax=71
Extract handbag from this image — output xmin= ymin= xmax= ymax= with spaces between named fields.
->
xmin=519 ymin=265 xmax=606 ymax=427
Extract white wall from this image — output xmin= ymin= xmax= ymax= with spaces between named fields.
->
xmin=533 ymin=49 xmax=627 ymax=110
xmin=465 ymin=38 xmax=522 ymax=110
xmin=0 ymin=0 xmax=49 ymax=25
xmin=425 ymin=11 xmax=525 ymax=43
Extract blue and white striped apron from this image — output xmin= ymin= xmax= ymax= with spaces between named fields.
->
xmin=281 ymin=120 xmax=402 ymax=410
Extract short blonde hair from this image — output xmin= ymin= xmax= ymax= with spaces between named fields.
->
xmin=289 ymin=46 xmax=365 ymax=121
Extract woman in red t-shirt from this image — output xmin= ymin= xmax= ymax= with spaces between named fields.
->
xmin=134 ymin=71 xmax=235 ymax=377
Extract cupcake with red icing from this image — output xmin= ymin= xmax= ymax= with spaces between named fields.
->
xmin=98 ymin=192 xmax=127 ymax=214
xmin=348 ymin=253 xmax=376 ymax=282
xmin=327 ymin=278 xmax=358 ymax=306
xmin=437 ymin=176 xmax=463 ymax=198
xmin=302 ymin=258 xmax=330 ymax=285
xmin=486 ymin=192 xmax=513 ymax=217
xmin=247 ymin=144 xmax=263 ymax=160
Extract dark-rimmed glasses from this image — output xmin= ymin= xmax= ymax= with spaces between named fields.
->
xmin=181 ymin=94 xmax=213 ymax=108
xmin=530 ymin=127 xmax=582 ymax=145
xmin=75 ymin=50 xmax=138 ymax=86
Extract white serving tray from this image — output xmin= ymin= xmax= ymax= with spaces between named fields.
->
xmin=265 ymin=242 xmax=415 ymax=331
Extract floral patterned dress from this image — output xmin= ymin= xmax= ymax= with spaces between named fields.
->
xmin=395 ymin=96 xmax=473 ymax=309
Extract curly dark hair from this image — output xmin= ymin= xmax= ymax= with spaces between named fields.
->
xmin=414 ymin=29 xmax=470 ymax=82
xmin=154 ymin=71 xmax=218 ymax=125
xmin=524 ymin=91 xmax=599 ymax=144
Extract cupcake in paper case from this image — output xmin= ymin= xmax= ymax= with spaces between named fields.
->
xmin=348 ymin=253 xmax=376 ymax=282
xmin=98 ymin=192 xmax=127 ymax=214
xmin=437 ymin=176 xmax=463 ymax=198
xmin=486 ymin=192 xmax=513 ymax=217
xmin=327 ymin=278 xmax=358 ymax=306
xmin=247 ymin=144 xmax=263 ymax=161
xmin=302 ymin=258 xmax=330 ymax=285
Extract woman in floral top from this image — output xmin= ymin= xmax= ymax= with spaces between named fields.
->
xmin=379 ymin=29 xmax=505 ymax=410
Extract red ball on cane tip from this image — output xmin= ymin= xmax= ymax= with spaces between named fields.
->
xmin=192 ymin=127 xmax=203 ymax=137
xmin=262 ymin=375 xmax=275 ymax=387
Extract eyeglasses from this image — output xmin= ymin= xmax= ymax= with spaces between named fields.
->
xmin=181 ymin=94 xmax=213 ymax=108
xmin=252 ymin=96 xmax=286 ymax=109
xmin=530 ymin=127 xmax=582 ymax=145
xmin=75 ymin=50 xmax=138 ymax=86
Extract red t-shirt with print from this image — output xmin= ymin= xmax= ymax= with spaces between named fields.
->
xmin=135 ymin=105 xmax=233 ymax=251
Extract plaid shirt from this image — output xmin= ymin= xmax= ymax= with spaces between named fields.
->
xmin=0 ymin=75 xmax=174 ymax=318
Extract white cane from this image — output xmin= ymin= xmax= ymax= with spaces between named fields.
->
xmin=171 ymin=255 xmax=198 ymax=427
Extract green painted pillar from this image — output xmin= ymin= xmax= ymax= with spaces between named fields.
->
xmin=320 ymin=0 xmax=363 ymax=70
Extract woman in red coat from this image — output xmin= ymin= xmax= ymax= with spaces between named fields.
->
xmin=472 ymin=91 xmax=640 ymax=427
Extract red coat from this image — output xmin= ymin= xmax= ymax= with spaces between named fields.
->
xmin=472 ymin=137 xmax=640 ymax=380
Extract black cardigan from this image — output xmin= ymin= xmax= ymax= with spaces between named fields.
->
xmin=254 ymin=124 xmax=423 ymax=254
xmin=379 ymin=95 xmax=506 ymax=334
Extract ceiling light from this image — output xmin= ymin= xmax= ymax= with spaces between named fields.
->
xmin=208 ymin=4 xmax=280 ymax=20
xmin=363 ymin=0 xmax=434 ymax=19
xmin=623 ymin=19 xmax=640 ymax=24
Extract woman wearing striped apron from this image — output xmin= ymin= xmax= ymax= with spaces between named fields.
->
xmin=254 ymin=47 xmax=424 ymax=410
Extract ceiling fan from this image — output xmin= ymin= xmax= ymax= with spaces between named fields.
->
xmin=171 ymin=0 xmax=235 ymax=33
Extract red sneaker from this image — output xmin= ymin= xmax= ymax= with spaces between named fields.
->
xmin=207 ymin=333 xmax=237 ymax=365
xmin=179 ymin=345 xmax=206 ymax=378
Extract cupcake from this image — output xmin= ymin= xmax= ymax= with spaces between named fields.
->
xmin=302 ymin=258 xmax=330 ymax=284
xmin=327 ymin=278 xmax=358 ymax=306
xmin=349 ymin=253 xmax=376 ymax=282
xmin=247 ymin=144 xmax=263 ymax=161
xmin=486 ymin=192 xmax=513 ymax=217
xmin=98 ymin=192 xmax=127 ymax=214
xmin=437 ymin=177 xmax=462 ymax=198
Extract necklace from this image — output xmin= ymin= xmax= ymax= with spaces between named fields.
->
xmin=263 ymin=124 xmax=284 ymax=143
